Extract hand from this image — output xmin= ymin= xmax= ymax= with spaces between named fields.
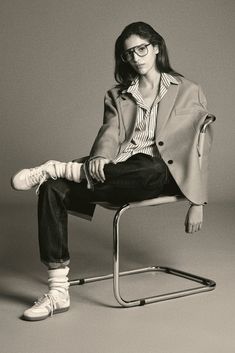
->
xmin=88 ymin=157 xmax=110 ymax=182
xmin=184 ymin=204 xmax=203 ymax=234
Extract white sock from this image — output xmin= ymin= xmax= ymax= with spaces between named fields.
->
xmin=46 ymin=162 xmax=83 ymax=183
xmin=48 ymin=266 xmax=70 ymax=296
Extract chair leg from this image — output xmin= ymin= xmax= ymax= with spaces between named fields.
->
xmin=112 ymin=204 xmax=216 ymax=307
xmin=70 ymin=203 xmax=216 ymax=307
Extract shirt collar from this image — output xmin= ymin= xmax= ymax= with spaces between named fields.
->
xmin=123 ymin=72 xmax=179 ymax=95
xmin=126 ymin=77 xmax=145 ymax=109
xmin=161 ymin=72 xmax=179 ymax=85
xmin=125 ymin=73 xmax=179 ymax=110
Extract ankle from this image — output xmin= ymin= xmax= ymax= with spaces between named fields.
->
xmin=48 ymin=266 xmax=70 ymax=293
xmin=49 ymin=162 xmax=66 ymax=179
xmin=48 ymin=288 xmax=69 ymax=297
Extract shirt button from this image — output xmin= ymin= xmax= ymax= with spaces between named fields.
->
xmin=168 ymin=160 xmax=173 ymax=164
xmin=158 ymin=141 xmax=164 ymax=146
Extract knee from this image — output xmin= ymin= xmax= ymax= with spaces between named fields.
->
xmin=39 ymin=178 xmax=67 ymax=197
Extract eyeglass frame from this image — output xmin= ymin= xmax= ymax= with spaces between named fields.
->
xmin=121 ymin=43 xmax=152 ymax=63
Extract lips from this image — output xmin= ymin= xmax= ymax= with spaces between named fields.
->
xmin=136 ymin=63 xmax=145 ymax=69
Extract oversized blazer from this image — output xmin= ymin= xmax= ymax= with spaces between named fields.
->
xmin=89 ymin=76 xmax=214 ymax=206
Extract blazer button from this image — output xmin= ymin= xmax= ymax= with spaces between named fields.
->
xmin=168 ymin=160 xmax=173 ymax=164
xmin=158 ymin=141 xmax=164 ymax=146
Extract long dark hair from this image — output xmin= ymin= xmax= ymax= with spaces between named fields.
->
xmin=114 ymin=22 xmax=182 ymax=88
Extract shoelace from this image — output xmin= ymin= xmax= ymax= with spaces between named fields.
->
xmin=26 ymin=167 xmax=47 ymax=193
xmin=35 ymin=173 xmax=48 ymax=194
xmin=35 ymin=174 xmax=57 ymax=194
xmin=34 ymin=294 xmax=57 ymax=317
xmin=26 ymin=166 xmax=57 ymax=194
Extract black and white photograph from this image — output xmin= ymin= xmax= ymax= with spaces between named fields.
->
xmin=1 ymin=1 xmax=234 ymax=352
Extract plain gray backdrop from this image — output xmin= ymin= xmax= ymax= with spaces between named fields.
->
xmin=1 ymin=2 xmax=235 ymax=353
xmin=1 ymin=0 xmax=235 ymax=206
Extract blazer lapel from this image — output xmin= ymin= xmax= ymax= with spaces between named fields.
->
xmin=156 ymin=83 xmax=179 ymax=136
xmin=119 ymin=81 xmax=179 ymax=140
xmin=119 ymin=95 xmax=137 ymax=139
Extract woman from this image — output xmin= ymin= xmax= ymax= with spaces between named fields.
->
xmin=11 ymin=22 xmax=213 ymax=321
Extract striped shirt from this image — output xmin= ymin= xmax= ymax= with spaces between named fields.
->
xmin=113 ymin=73 xmax=179 ymax=163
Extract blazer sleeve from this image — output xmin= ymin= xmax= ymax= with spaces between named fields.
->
xmin=89 ymin=90 xmax=120 ymax=160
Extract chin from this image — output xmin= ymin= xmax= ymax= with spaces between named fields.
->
xmin=136 ymin=67 xmax=148 ymax=75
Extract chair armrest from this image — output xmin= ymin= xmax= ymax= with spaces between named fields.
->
xmin=198 ymin=114 xmax=216 ymax=166
xmin=200 ymin=114 xmax=216 ymax=133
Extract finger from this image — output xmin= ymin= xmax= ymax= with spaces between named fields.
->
xmin=185 ymin=223 xmax=189 ymax=233
xmin=93 ymin=161 xmax=100 ymax=181
xmin=194 ymin=223 xmax=200 ymax=233
xmin=184 ymin=215 xmax=188 ymax=228
xmin=188 ymin=224 xmax=193 ymax=234
xmin=192 ymin=224 xmax=197 ymax=233
xmin=98 ymin=161 xmax=105 ymax=182
xmin=95 ymin=160 xmax=106 ymax=182
xmin=196 ymin=223 xmax=202 ymax=232
xmin=89 ymin=161 xmax=96 ymax=179
xmin=93 ymin=160 xmax=101 ymax=181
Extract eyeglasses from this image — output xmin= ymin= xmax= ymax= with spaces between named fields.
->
xmin=121 ymin=43 xmax=151 ymax=63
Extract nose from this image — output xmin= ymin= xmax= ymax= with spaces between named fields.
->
xmin=132 ymin=52 xmax=140 ymax=63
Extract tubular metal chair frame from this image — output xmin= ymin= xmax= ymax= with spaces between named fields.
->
xmin=70 ymin=115 xmax=216 ymax=307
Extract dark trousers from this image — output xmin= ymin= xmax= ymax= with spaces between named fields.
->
xmin=38 ymin=154 xmax=180 ymax=267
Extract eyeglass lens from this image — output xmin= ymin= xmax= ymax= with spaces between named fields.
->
xmin=122 ymin=44 xmax=150 ymax=62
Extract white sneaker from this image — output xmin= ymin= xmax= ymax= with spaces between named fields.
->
xmin=11 ymin=160 xmax=61 ymax=192
xmin=23 ymin=291 xmax=70 ymax=321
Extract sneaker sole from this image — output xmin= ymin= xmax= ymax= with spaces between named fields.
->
xmin=22 ymin=306 xmax=70 ymax=321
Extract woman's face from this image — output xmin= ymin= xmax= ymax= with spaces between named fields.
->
xmin=123 ymin=34 xmax=159 ymax=76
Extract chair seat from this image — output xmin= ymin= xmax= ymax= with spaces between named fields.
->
xmin=95 ymin=194 xmax=185 ymax=211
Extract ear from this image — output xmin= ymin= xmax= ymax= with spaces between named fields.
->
xmin=154 ymin=45 xmax=159 ymax=55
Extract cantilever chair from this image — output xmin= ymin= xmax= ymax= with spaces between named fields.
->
xmin=70 ymin=115 xmax=216 ymax=307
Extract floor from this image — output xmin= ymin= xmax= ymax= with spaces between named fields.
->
xmin=1 ymin=201 xmax=234 ymax=353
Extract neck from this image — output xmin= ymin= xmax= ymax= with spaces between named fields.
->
xmin=139 ymin=69 xmax=161 ymax=89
